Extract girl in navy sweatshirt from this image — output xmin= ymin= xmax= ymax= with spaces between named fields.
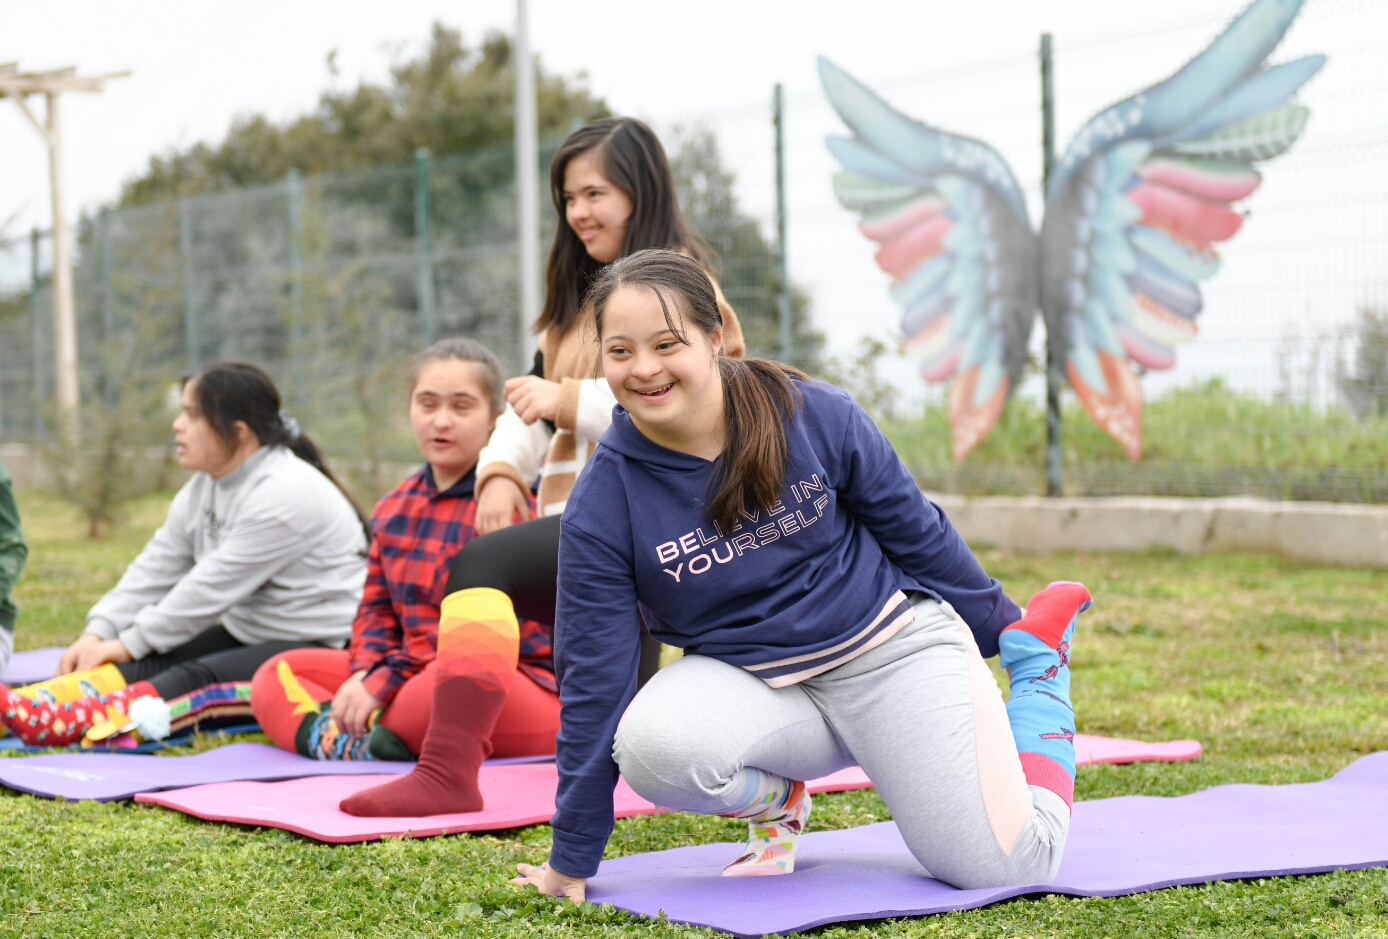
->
xmin=514 ymin=250 xmax=1092 ymax=899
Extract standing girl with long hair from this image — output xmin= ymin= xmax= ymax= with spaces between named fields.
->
xmin=514 ymin=250 xmax=1090 ymax=898
xmin=340 ymin=118 xmax=747 ymax=817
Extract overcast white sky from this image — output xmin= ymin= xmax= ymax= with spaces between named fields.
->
xmin=3 ymin=0 xmax=1383 ymax=404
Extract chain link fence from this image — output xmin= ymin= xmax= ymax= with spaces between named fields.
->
xmin=1 ymin=0 xmax=1386 ymax=505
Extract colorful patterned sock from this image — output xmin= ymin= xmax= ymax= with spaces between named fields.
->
xmin=1 ymin=680 xmax=158 ymax=747
xmin=340 ymin=587 xmax=519 ymax=817
xmin=998 ymin=581 xmax=1092 ymax=809
xmin=276 ymin=660 xmax=379 ymax=761
xmin=296 ymin=708 xmax=376 ymax=761
xmin=14 ymin=663 xmax=128 ymax=704
xmin=720 ymin=774 xmax=812 ymax=876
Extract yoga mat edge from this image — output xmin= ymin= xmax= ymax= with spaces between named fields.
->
xmin=585 ymin=754 xmax=1388 ymax=936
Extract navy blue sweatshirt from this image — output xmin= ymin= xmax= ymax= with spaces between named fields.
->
xmin=549 ymin=380 xmax=1019 ymax=877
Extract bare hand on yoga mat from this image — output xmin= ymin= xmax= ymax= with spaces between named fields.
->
xmin=332 ymin=671 xmax=381 ymax=736
xmin=476 ymin=477 xmax=531 ymax=535
xmin=59 ymin=635 xmax=132 ymax=674
xmin=513 ymin=862 xmax=586 ymax=903
xmin=505 ymin=375 xmax=563 ymax=426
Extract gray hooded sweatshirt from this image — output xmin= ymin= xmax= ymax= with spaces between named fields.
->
xmin=85 ymin=446 xmax=367 ymax=659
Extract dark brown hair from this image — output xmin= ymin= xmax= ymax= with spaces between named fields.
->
xmin=588 ymin=249 xmax=803 ymax=532
xmin=186 ymin=361 xmax=368 ymax=533
xmin=408 ymin=337 xmax=505 ymax=415
xmin=537 ymin=118 xmax=709 ymax=338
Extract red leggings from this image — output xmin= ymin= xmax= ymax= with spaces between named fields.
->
xmin=250 ymin=649 xmax=560 ymax=758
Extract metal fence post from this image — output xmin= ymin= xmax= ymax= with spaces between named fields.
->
xmin=100 ymin=208 xmax=115 ymax=408
xmin=286 ymin=168 xmax=304 ymax=400
xmin=1041 ymin=33 xmax=1064 ymax=497
xmin=180 ymin=199 xmax=199 ymax=371
xmin=30 ymin=227 xmax=45 ymax=440
xmin=514 ymin=0 xmax=541 ymax=372
xmin=774 ymin=82 xmax=793 ymax=365
xmin=415 ymin=147 xmax=436 ymax=348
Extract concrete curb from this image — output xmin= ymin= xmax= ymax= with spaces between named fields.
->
xmin=927 ymin=493 xmax=1388 ymax=569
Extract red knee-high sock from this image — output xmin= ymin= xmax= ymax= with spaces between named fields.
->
xmin=1 ymin=681 xmax=158 ymax=747
xmin=340 ymin=587 xmax=518 ymax=817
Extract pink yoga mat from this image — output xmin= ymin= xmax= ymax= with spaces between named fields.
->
xmin=136 ymin=762 xmax=878 ymax=843
xmin=134 ymin=734 xmax=1198 ymax=843
xmin=1074 ymin=733 xmax=1201 ymax=764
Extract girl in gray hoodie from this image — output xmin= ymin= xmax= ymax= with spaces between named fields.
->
xmin=1 ymin=362 xmax=366 ymax=747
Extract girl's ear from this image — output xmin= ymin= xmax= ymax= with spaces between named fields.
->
xmin=709 ymin=325 xmax=725 ymax=357
xmin=231 ymin=420 xmax=255 ymax=450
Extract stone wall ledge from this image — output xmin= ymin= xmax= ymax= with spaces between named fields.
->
xmin=926 ymin=493 xmax=1388 ymax=569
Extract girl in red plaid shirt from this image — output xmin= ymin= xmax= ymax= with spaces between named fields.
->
xmin=252 ymin=340 xmax=558 ymax=777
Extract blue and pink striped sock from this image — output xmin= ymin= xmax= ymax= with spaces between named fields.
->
xmin=998 ymin=581 xmax=1092 ymax=810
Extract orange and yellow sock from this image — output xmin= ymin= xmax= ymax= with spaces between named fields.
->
xmin=340 ymin=587 xmax=519 ymax=817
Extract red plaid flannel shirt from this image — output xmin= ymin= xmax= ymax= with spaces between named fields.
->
xmin=349 ymin=465 xmax=555 ymax=703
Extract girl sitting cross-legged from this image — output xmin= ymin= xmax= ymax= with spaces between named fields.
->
xmin=251 ymin=338 xmax=559 ymax=787
xmin=514 ymin=250 xmax=1091 ymax=901
xmin=2 ymin=361 xmax=369 ymax=747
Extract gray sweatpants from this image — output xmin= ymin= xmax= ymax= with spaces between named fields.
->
xmin=613 ymin=597 xmax=1070 ymax=889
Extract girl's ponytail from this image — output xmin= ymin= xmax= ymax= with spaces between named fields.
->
xmin=709 ymin=358 xmax=802 ymax=533
xmin=588 ymin=249 xmax=805 ymax=533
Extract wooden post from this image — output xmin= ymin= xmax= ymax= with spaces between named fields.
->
xmin=45 ymin=91 xmax=79 ymax=441
xmin=1 ymin=66 xmax=129 ymax=442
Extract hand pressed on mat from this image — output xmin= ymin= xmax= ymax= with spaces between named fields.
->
xmin=514 ymin=862 xmax=586 ymax=903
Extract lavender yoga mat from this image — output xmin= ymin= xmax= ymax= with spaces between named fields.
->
xmin=136 ymin=763 xmax=875 ymax=842
xmin=1 ymin=647 xmax=62 ymax=685
xmin=0 ymin=741 xmax=549 ymax=802
xmin=587 ymin=752 xmax=1388 ymax=937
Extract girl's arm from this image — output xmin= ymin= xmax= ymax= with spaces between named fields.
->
xmin=0 ymin=465 xmax=27 ymax=641
xmin=111 ymin=506 xmax=319 ymax=660
xmin=830 ymin=391 xmax=1020 ymax=657
xmin=548 ymin=519 xmax=644 ymax=879
xmin=347 ymin=533 xmax=412 ymax=704
xmin=84 ymin=485 xmax=199 ymax=641
xmin=475 ymin=404 xmax=552 ymax=498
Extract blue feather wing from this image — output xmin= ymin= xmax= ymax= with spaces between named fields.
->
xmin=1039 ymin=0 xmax=1323 ymax=459
xmin=820 ymin=57 xmax=1038 ymax=461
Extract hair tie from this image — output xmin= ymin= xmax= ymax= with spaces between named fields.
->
xmin=278 ymin=410 xmax=302 ymax=441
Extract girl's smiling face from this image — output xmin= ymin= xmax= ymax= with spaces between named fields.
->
xmin=409 ymin=360 xmax=498 ymax=490
xmin=563 ymin=150 xmax=634 ymax=265
xmin=600 ymin=284 xmax=724 ymax=457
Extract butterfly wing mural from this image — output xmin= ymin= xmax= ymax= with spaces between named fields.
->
xmin=1040 ymin=0 xmax=1325 ymax=458
xmin=820 ymin=57 xmax=1039 ymax=461
xmin=821 ymin=0 xmax=1323 ymax=461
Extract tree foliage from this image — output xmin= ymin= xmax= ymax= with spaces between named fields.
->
xmin=1336 ymin=306 xmax=1388 ymax=420
xmin=119 ymin=25 xmax=609 ymax=206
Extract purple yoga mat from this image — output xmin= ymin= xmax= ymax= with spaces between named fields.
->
xmin=588 ymin=752 xmax=1388 ymax=937
xmin=1 ymin=647 xmax=63 ymax=686
xmin=0 ymin=741 xmax=550 ymax=802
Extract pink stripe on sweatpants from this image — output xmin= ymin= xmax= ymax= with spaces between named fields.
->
xmin=1018 ymin=752 xmax=1074 ymax=809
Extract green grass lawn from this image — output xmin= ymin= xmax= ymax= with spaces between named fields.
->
xmin=3 ymin=491 xmax=1388 ymax=937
